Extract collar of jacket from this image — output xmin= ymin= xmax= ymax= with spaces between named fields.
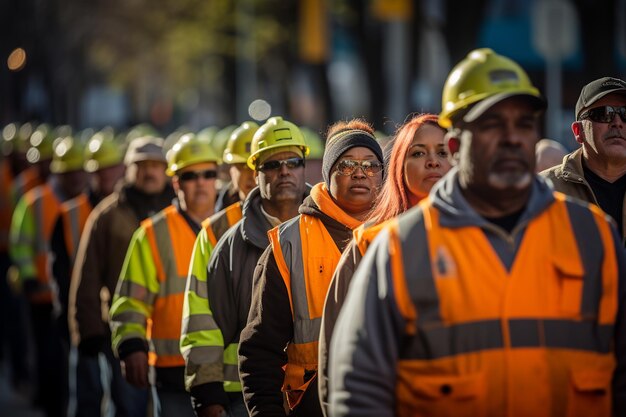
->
xmin=120 ymin=182 xmax=176 ymax=221
xmin=240 ymin=184 xmax=313 ymax=248
xmin=306 ymin=182 xmax=363 ymax=230
xmin=239 ymin=186 xmax=272 ymax=248
xmin=430 ymin=167 xmax=555 ymax=230
xmin=552 ymin=147 xmax=587 ymax=184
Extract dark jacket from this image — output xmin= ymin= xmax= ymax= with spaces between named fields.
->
xmin=68 ymin=182 xmax=174 ymax=352
xmin=215 ymin=181 xmax=241 ymax=213
xmin=51 ymin=190 xmax=101 ymax=344
xmin=540 ymin=147 xmax=626 ymax=243
xmin=238 ymin=185 xmax=356 ymax=417
xmin=188 ymin=185 xmax=310 ymax=412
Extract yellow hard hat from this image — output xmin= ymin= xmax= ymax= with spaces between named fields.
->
xmin=18 ymin=123 xmax=34 ymax=146
xmin=213 ymin=125 xmax=238 ymax=160
xmin=223 ymin=121 xmax=259 ymax=164
xmin=51 ymin=137 xmax=85 ymax=173
xmin=164 ymin=128 xmax=192 ymax=156
xmin=53 ymin=125 xmax=73 ymax=139
xmin=439 ymin=48 xmax=545 ymax=128
xmin=2 ymin=122 xmax=30 ymax=155
xmin=125 ymin=123 xmax=159 ymax=144
xmin=247 ymin=117 xmax=310 ymax=170
xmin=2 ymin=123 xmax=19 ymax=154
xmin=197 ymin=126 xmax=218 ymax=144
xmin=299 ymin=127 xmax=324 ymax=159
xmin=84 ymin=130 xmax=124 ymax=172
xmin=26 ymin=123 xmax=56 ymax=163
xmin=166 ymin=133 xmax=220 ymax=176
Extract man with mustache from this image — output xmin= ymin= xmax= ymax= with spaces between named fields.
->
xmin=327 ymin=49 xmax=626 ymax=417
xmin=181 ymin=117 xmax=309 ymax=417
xmin=110 ymin=134 xmax=220 ymax=416
xmin=69 ymin=136 xmax=174 ymax=416
xmin=541 ymin=77 xmax=626 ymax=243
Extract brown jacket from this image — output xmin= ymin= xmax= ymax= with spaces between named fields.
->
xmin=540 ymin=147 xmax=626 ymax=243
xmin=68 ymin=183 xmax=174 ymax=347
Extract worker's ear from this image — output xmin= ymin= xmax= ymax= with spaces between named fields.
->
xmin=445 ymin=129 xmax=462 ymax=165
xmin=571 ymin=121 xmax=585 ymax=144
xmin=254 ymin=170 xmax=259 ymax=185
xmin=171 ymin=176 xmax=180 ymax=193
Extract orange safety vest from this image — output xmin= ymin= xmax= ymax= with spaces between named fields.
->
xmin=60 ymin=194 xmax=93 ymax=265
xmin=26 ymin=184 xmax=63 ymax=304
xmin=202 ymin=201 xmax=243 ymax=247
xmin=269 ymin=183 xmax=362 ymax=410
xmin=142 ymin=205 xmax=196 ymax=367
xmin=353 ymin=221 xmax=388 ymax=257
xmin=387 ymin=193 xmax=619 ymax=417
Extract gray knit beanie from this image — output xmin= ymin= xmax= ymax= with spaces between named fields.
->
xmin=322 ymin=129 xmax=383 ymax=187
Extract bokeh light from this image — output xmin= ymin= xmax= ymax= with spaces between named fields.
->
xmin=248 ymin=99 xmax=272 ymax=121
xmin=7 ymin=48 xmax=27 ymax=71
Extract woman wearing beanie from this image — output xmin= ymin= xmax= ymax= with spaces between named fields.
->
xmin=318 ymin=113 xmax=453 ymax=415
xmin=238 ymin=119 xmax=384 ymax=417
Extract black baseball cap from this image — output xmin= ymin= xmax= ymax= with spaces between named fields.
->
xmin=575 ymin=77 xmax=626 ymax=120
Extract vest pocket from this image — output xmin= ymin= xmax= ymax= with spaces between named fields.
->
xmin=396 ymin=372 xmax=485 ymax=417
xmin=555 ymin=262 xmax=584 ymax=316
xmin=566 ymin=369 xmax=612 ymax=417
xmin=282 ymin=363 xmax=316 ymax=410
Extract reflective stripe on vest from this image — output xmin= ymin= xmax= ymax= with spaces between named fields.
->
xmin=389 ymin=194 xmax=618 ymax=417
xmin=143 ymin=206 xmax=195 ymax=367
xmin=61 ymin=194 xmax=93 ymax=264
xmin=398 ymin=193 xmax=613 ymax=359
xmin=269 ymin=214 xmax=342 ymax=409
xmin=202 ymin=201 xmax=242 ymax=247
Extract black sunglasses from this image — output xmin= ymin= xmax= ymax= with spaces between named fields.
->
xmin=179 ymin=169 xmax=218 ymax=181
xmin=579 ymin=106 xmax=626 ymax=123
xmin=257 ymin=157 xmax=305 ymax=172
xmin=335 ymin=159 xmax=383 ymax=177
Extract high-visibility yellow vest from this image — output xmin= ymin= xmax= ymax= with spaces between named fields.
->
xmin=10 ymin=183 xmax=62 ymax=304
xmin=111 ymin=205 xmax=196 ymax=367
xmin=0 ymin=164 xmax=40 ymax=252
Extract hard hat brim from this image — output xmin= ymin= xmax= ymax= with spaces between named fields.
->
xmin=462 ymin=92 xmax=546 ymax=124
xmin=247 ymin=144 xmax=310 ymax=170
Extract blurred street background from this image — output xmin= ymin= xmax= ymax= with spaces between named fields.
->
xmin=1 ymin=0 xmax=626 ymax=415
xmin=1 ymin=0 xmax=625 ymax=148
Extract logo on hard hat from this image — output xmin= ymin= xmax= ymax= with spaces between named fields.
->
xmin=489 ymin=69 xmax=519 ymax=85
xmin=274 ymin=128 xmax=293 ymax=141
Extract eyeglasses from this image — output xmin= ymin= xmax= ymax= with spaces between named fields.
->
xmin=179 ymin=169 xmax=217 ymax=181
xmin=335 ymin=159 xmax=383 ymax=177
xmin=579 ymin=106 xmax=626 ymax=123
xmin=257 ymin=157 xmax=305 ymax=172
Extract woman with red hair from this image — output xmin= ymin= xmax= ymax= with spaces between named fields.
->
xmin=317 ymin=113 xmax=452 ymax=415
